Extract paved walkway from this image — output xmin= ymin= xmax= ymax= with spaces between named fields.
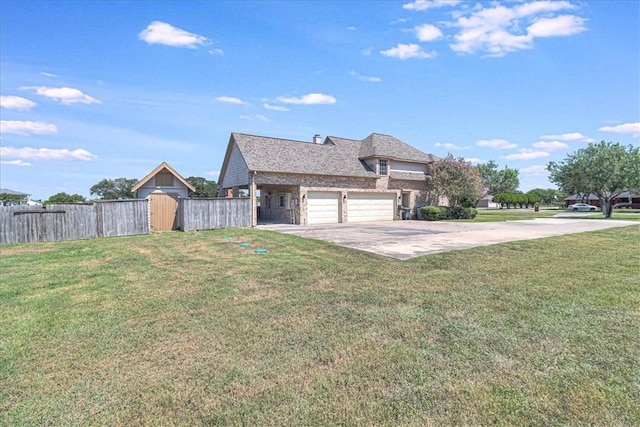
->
xmin=258 ymin=215 xmax=639 ymax=260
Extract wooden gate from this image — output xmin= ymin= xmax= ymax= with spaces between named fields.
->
xmin=150 ymin=193 xmax=178 ymax=231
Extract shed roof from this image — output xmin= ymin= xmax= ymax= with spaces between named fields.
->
xmin=131 ymin=162 xmax=196 ymax=192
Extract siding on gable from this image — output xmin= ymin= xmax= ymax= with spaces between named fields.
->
xmin=137 ymin=181 xmax=190 ymax=199
xmin=390 ymin=160 xmax=427 ymax=173
xmin=221 ymin=143 xmax=250 ymax=189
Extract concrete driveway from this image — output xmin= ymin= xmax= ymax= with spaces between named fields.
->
xmin=258 ymin=215 xmax=638 ymax=260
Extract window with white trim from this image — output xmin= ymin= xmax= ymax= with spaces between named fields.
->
xmin=379 ymin=159 xmax=388 ymax=175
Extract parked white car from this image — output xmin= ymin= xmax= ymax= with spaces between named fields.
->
xmin=567 ymin=203 xmax=598 ymax=212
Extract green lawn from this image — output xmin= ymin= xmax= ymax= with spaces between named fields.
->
xmin=2 ymin=226 xmax=639 ymax=425
xmin=471 ymin=208 xmax=640 ymax=222
xmin=465 ymin=209 xmax=557 ymax=222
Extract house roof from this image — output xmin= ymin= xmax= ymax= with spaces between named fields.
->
xmin=226 ymin=132 xmax=437 ymax=179
xmin=359 ymin=133 xmax=439 ymax=163
xmin=0 ymin=188 xmax=29 ymax=196
xmin=131 ymin=162 xmax=196 ymax=192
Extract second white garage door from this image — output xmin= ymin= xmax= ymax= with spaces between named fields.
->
xmin=347 ymin=192 xmax=396 ymax=222
xmin=307 ymin=191 xmax=340 ymax=224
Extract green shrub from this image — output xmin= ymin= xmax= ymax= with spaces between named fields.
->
xmin=446 ymin=206 xmax=477 ymax=219
xmin=420 ymin=205 xmax=446 ymax=221
xmin=420 ymin=206 xmax=477 ymax=220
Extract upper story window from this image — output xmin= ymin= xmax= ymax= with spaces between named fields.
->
xmin=156 ymin=171 xmax=174 ymax=186
xmin=379 ymin=159 xmax=388 ymax=175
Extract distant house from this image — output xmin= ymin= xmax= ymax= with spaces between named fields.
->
xmin=476 ymin=195 xmax=500 ymax=208
xmin=218 ymin=132 xmax=440 ymax=225
xmin=564 ymin=191 xmax=640 ymax=209
xmin=0 ymin=188 xmax=30 ymax=206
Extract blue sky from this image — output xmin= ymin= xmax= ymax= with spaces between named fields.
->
xmin=1 ymin=0 xmax=638 ymax=200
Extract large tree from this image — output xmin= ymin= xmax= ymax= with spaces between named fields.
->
xmin=477 ymin=160 xmax=520 ymax=195
xmin=429 ymin=154 xmax=484 ymax=207
xmin=185 ymin=176 xmax=218 ymax=197
xmin=89 ymin=178 xmax=137 ymax=200
xmin=45 ymin=192 xmax=87 ymax=204
xmin=547 ymin=141 xmax=640 ymax=218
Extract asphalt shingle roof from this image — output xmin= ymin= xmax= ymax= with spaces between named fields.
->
xmin=0 ymin=188 xmax=29 ymax=196
xmin=359 ymin=133 xmax=439 ymax=163
xmin=231 ymin=132 xmax=437 ymax=178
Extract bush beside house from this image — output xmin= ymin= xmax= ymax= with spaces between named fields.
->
xmin=420 ymin=205 xmax=477 ymax=221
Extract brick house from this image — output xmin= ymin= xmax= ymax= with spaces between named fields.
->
xmin=218 ymin=132 xmax=440 ymax=226
xmin=564 ymin=190 xmax=640 ymax=209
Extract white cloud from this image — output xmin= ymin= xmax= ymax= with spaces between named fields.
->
xmin=599 ymin=122 xmax=640 ymax=137
xmin=540 ymin=132 xmax=587 ymax=141
xmin=391 ymin=18 xmax=408 ymax=25
xmin=532 ymin=140 xmax=569 ymax=151
xmin=139 ymin=21 xmax=210 ymax=48
xmin=349 ymin=71 xmax=382 ymax=82
xmin=0 ymin=120 xmax=57 ymax=136
xmin=276 ymin=93 xmax=337 ymax=105
xmin=403 ymin=0 xmax=461 ymax=11
xmin=415 ymin=24 xmax=443 ymax=42
xmin=0 ymin=95 xmax=37 ymax=111
xmin=520 ymin=165 xmax=548 ymax=175
xmin=264 ymin=103 xmax=290 ymax=112
xmin=347 ymin=26 xmax=357 ymax=31
xmin=435 ymin=142 xmax=470 ymax=150
xmin=380 ymin=43 xmax=436 ymax=59
xmin=21 ymin=86 xmax=100 ymax=105
xmin=215 ymin=96 xmax=248 ymax=105
xmin=448 ymin=1 xmax=586 ymax=56
xmin=208 ymin=48 xmax=224 ymax=55
xmin=40 ymin=71 xmax=58 ymax=78
xmin=464 ymin=157 xmax=482 ymax=164
xmin=239 ymin=114 xmax=269 ymax=122
xmin=0 ymin=146 xmax=97 ymax=161
xmin=503 ymin=149 xmax=550 ymax=160
xmin=476 ymin=138 xmax=517 ymax=149
xmin=206 ymin=170 xmax=220 ymax=178
xmin=0 ymin=159 xmax=31 ymax=167
xmin=527 ymin=15 xmax=587 ymax=38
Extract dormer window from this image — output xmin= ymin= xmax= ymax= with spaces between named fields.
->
xmin=379 ymin=159 xmax=388 ymax=175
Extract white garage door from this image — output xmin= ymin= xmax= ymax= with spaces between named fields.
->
xmin=307 ymin=192 xmax=340 ymax=224
xmin=347 ymin=192 xmax=396 ymax=222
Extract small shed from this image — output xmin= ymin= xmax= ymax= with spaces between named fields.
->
xmin=132 ymin=162 xmax=195 ymax=231
xmin=132 ymin=162 xmax=195 ymax=199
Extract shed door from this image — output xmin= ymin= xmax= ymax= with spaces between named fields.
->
xmin=347 ymin=192 xmax=396 ymax=222
xmin=307 ymin=192 xmax=340 ymax=224
xmin=150 ymin=193 xmax=178 ymax=231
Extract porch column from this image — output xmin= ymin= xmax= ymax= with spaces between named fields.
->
xmin=250 ymin=172 xmax=257 ymax=227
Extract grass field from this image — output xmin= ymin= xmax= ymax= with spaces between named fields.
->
xmin=472 ymin=208 xmax=640 ymax=222
xmin=2 ymin=225 xmax=639 ymax=425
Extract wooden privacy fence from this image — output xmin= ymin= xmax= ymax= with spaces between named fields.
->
xmin=0 ymin=200 xmax=149 ymax=245
xmin=178 ymin=198 xmax=251 ymax=232
xmin=1 ymin=198 xmax=251 ymax=244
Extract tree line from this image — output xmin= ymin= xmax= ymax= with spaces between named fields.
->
xmin=0 ymin=176 xmax=218 ymax=205
xmin=428 ymin=141 xmax=639 ymax=219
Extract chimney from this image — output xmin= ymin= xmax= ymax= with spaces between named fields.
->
xmin=313 ymin=134 xmax=322 ymax=144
